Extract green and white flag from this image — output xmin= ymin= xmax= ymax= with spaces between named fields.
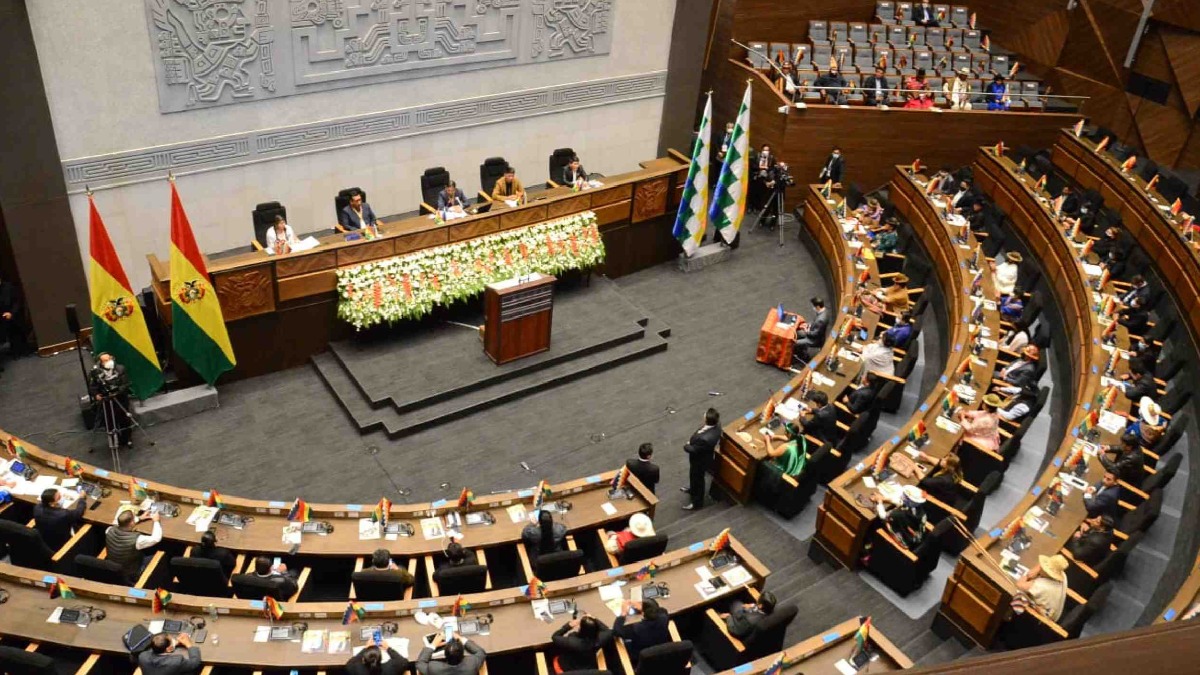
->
xmin=672 ymin=93 xmax=712 ymax=256
xmin=710 ymin=83 xmax=751 ymax=244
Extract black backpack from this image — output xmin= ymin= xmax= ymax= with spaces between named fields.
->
xmin=123 ymin=623 xmax=153 ymax=663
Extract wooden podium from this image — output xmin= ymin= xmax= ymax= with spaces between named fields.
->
xmin=483 ymin=274 xmax=555 ymax=364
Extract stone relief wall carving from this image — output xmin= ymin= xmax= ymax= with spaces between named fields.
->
xmin=145 ymin=0 xmax=614 ymax=113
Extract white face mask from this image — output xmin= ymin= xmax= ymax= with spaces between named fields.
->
xmin=103 ymin=360 xmax=114 ymax=371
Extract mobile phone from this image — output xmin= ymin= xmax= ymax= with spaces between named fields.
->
xmin=192 ymin=628 xmax=207 ymax=643
xmin=272 ymin=557 xmax=281 ymax=569
xmin=373 ymin=628 xmax=383 ymax=644
xmin=443 ymin=623 xmax=454 ymax=641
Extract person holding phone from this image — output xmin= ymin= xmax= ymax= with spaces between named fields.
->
xmin=345 ymin=634 xmax=409 ymax=675
xmin=138 ymin=632 xmax=201 ymax=675
xmin=551 ymin=613 xmax=613 ymax=672
xmin=417 ymin=631 xmax=486 ymax=674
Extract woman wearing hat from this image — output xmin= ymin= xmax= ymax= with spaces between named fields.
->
xmin=1015 ymin=554 xmax=1069 ymax=621
xmin=871 ymin=218 xmax=900 ymax=254
xmin=947 ymin=67 xmax=972 ymax=110
xmin=958 ymin=393 xmax=1003 ymax=452
xmin=873 ymin=274 xmax=912 ymax=313
xmin=986 ymin=74 xmax=1010 ymax=111
xmin=856 ymin=197 xmax=884 ymax=227
xmin=604 ymin=513 xmax=656 ymax=555
xmin=996 ymin=345 xmax=1040 ymax=391
xmin=1124 ymin=399 xmax=1164 ymax=452
xmin=992 ymin=251 xmax=1022 ymax=297
xmin=870 ymin=485 xmax=930 ymax=550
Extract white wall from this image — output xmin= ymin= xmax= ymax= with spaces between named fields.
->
xmin=27 ymin=0 xmax=675 ymax=290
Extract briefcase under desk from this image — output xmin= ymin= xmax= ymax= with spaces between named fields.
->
xmin=483 ymin=274 xmax=555 ymax=365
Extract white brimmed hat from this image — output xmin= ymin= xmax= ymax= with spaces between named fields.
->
xmin=1139 ymin=396 xmax=1161 ymax=425
xmin=629 ymin=513 xmax=656 ymax=538
xmin=901 ymin=485 xmax=927 ymax=504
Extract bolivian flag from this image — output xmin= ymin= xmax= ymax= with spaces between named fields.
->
xmin=169 ymin=180 xmax=235 ymax=385
xmin=89 ymin=195 xmax=162 ymax=400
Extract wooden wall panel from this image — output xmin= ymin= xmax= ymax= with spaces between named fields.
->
xmin=1154 ymin=0 xmax=1200 ymax=34
xmin=1130 ymin=96 xmax=1193 ymax=167
xmin=1160 ymin=27 xmax=1200 ymax=117
xmin=1057 ymin=4 xmax=1125 ymax=87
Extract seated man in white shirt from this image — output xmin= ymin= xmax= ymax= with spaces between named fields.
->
xmin=265 ymin=215 xmax=298 ymax=255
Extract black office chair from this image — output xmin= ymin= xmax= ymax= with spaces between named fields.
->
xmin=755 ymin=444 xmax=830 ymax=518
xmin=865 ymin=518 xmax=952 ymax=596
xmin=698 ymin=602 xmax=798 ymax=670
xmin=934 ymin=471 xmax=1000 ymax=554
xmin=334 ymin=187 xmax=365 ymax=230
xmin=419 ymin=167 xmax=451 ymax=214
xmin=1151 ymin=413 xmax=1189 ymax=455
xmin=1138 ymin=453 xmax=1181 ymax=495
xmin=1067 ymin=532 xmax=1141 ymax=598
xmin=230 ymin=573 xmax=293 ymax=601
xmin=1119 ymin=489 xmax=1162 ymax=534
xmin=618 ymin=534 xmax=669 ymax=565
xmin=1060 ymin=580 xmax=1113 ymax=638
xmin=1159 ymin=387 xmax=1191 ymax=418
xmin=251 ymin=201 xmax=286 ymax=249
xmin=0 ymin=646 xmax=57 ymax=675
xmin=432 ymin=564 xmax=489 ymax=594
xmin=1159 ymin=175 xmax=1189 ymax=202
xmin=171 ymin=556 xmax=232 ymax=597
xmin=0 ymin=521 xmax=56 ymax=571
xmin=1136 ymin=158 xmax=1159 ymax=183
xmin=351 ymin=568 xmax=415 ymax=601
xmin=633 ymin=640 xmax=693 ymax=674
xmin=479 ymin=157 xmax=509 ymax=199
xmin=74 ymin=554 xmax=129 ymax=586
xmin=534 ymin=550 xmax=586 ymax=581
xmin=548 ymin=147 xmax=576 ymax=186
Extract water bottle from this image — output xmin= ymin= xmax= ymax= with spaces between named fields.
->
xmin=207 ymin=602 xmax=218 ymax=624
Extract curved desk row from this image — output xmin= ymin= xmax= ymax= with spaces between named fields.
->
xmin=0 ymin=430 xmax=655 ymax=558
xmin=810 ymin=167 xmax=1005 ymax=569
xmin=713 ymin=616 xmax=913 ymax=674
xmin=0 ymin=534 xmax=766 ymax=669
xmin=937 ymin=147 xmax=1142 ymax=647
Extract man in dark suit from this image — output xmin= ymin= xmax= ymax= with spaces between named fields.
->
xmin=1100 ymin=433 xmax=1145 ymax=484
xmin=250 ymin=555 xmax=298 ymax=598
xmin=138 ymin=633 xmax=202 ymax=675
xmin=817 ymin=146 xmax=844 ymax=184
xmin=34 ymin=487 xmax=87 ymax=551
xmin=626 ymin=443 xmax=660 ymax=494
xmin=814 ymin=69 xmax=849 ymax=105
xmin=682 ymin=408 xmax=721 ymax=511
xmin=1058 ymin=185 xmax=1081 ymax=217
xmin=947 ymin=178 xmax=978 ymax=212
xmin=1117 ymin=296 xmax=1151 ymax=336
xmin=346 ymin=639 xmax=409 ymax=675
xmin=339 ymin=190 xmax=378 ymax=231
xmin=1122 ymin=369 xmax=1156 ymax=403
xmin=912 ymin=0 xmax=939 ymax=26
xmin=613 ymin=599 xmax=671 ymax=664
xmin=800 ymin=391 xmax=839 ymax=446
xmin=794 ymin=297 xmax=830 ymax=362
xmin=1083 ymin=471 xmax=1121 ymax=519
xmin=1066 ymin=514 xmax=1115 ymax=566
xmin=436 ymin=182 xmax=471 ymax=214
xmin=845 ymin=372 xmax=880 ymax=414
xmin=720 ymin=591 xmax=777 ymax=639
xmin=1118 ymin=274 xmax=1151 ymax=308
xmin=862 ymin=66 xmax=891 ymax=107
xmin=417 ymin=634 xmax=486 ymax=675
xmin=561 ymin=156 xmax=588 ymax=186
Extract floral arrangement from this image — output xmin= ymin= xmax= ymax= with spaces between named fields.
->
xmin=336 ymin=212 xmax=604 ymax=329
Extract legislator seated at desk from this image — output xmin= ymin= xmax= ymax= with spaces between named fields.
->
xmin=352 ymin=548 xmax=416 ymax=601
xmin=491 ymin=166 xmax=526 ymax=204
xmin=1083 ymin=471 xmax=1121 ymax=519
xmin=1066 ymin=514 xmax=1116 ymax=566
xmin=613 ymin=598 xmax=672 ymax=665
xmin=523 ymin=509 xmax=569 ymax=555
xmin=265 ymin=214 xmax=299 ymax=255
xmin=33 ymin=485 xmax=87 ymax=551
xmin=139 ymin=632 xmax=203 ymax=675
xmin=792 ymin=297 xmax=829 ymax=362
xmin=418 ymin=633 xmax=487 ymax=675
xmin=437 ymin=181 xmax=472 ymax=215
xmin=347 ymin=638 xmax=410 ymax=675
xmin=232 ymin=555 xmax=298 ymax=600
xmin=561 ymin=156 xmax=589 ymax=187
xmin=106 ymin=508 xmax=162 ymax=584
xmin=551 ymin=613 xmax=613 ymax=671
xmin=192 ymin=529 xmax=237 ymax=578
xmin=339 ymin=189 xmax=378 ymax=231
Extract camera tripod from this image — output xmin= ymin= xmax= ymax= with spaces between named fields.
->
xmin=752 ymin=186 xmax=795 ymax=246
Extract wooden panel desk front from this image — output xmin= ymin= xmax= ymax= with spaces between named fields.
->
xmin=0 ymin=536 xmax=767 ymax=668
xmin=811 ymin=167 xmax=1002 ymax=569
xmin=0 ymin=429 xmax=656 ymax=558
xmin=483 ymin=274 xmax=555 ymax=364
xmin=146 ymin=156 xmax=689 ymax=380
xmin=713 ymin=617 xmax=914 ymax=674
xmin=936 ymin=149 xmax=1133 ymax=647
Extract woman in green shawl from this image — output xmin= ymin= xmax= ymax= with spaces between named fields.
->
xmin=764 ymin=423 xmax=809 ymax=477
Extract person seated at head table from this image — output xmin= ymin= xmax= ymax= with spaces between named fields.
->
xmin=986 ymin=74 xmax=1010 ymax=111
xmin=522 ymin=508 xmax=568 ymax=555
xmin=604 ymin=512 xmax=656 ymax=554
xmin=843 ymin=371 xmax=882 ymax=414
xmin=799 ymin=390 xmax=839 ymax=446
xmin=856 ymin=197 xmax=884 ymax=226
xmin=552 ymin=613 xmax=613 ymax=672
xmin=437 ymin=181 xmax=471 ymax=214
xmin=1083 ymin=471 xmax=1121 ymax=519
xmin=346 ymin=634 xmax=410 ymax=675
xmin=491 ymin=165 xmax=526 ymax=203
xmin=1101 ymin=430 xmax=1147 ymax=485
xmin=762 ymin=422 xmax=810 ymax=478
xmin=956 ymin=392 xmax=1003 ymax=453
xmin=417 ymin=632 xmax=486 ymax=675
xmin=265 ymin=215 xmax=298 ymax=255
xmin=720 ymin=590 xmax=778 ymax=640
xmin=562 ymin=156 xmax=589 ymax=186
xmin=870 ymin=485 xmax=930 ymax=550
xmin=613 ymin=598 xmax=671 ymax=665
xmin=857 ymin=332 xmax=897 ymax=377
xmin=995 ymin=344 xmax=1040 ymax=392
xmin=998 ymin=384 xmax=1040 ymax=423
xmin=340 ymin=189 xmax=378 ymax=231
xmin=194 ymin=529 xmax=237 ymax=578
xmin=999 ymin=286 xmax=1025 ymax=320
xmin=871 ymin=218 xmax=900 ymax=254
xmin=792 ymin=297 xmax=828 ymax=362
xmin=903 ymin=68 xmax=934 ymax=109
xmin=138 ymin=632 xmax=202 ymax=675
xmin=990 ymin=250 xmax=1022 ymax=298
xmin=814 ymin=66 xmax=850 ymax=105
xmin=33 ymin=485 xmax=87 ymax=551
xmin=914 ymin=452 xmax=963 ymax=506
xmin=1066 ymin=514 xmax=1116 ymax=566
xmin=1014 ymin=554 xmax=1069 ymax=622
xmin=884 ymin=310 xmax=915 ymax=348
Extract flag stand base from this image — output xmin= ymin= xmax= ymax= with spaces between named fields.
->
xmin=132 ymin=384 xmax=219 ymax=426
xmin=677 ymin=242 xmax=732 ymax=273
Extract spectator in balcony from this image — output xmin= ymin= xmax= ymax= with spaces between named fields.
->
xmin=904 ymin=69 xmax=934 ymax=109
xmin=986 ymin=74 xmax=1011 ymax=111
xmin=815 ymin=66 xmax=850 ymax=105
xmin=863 ymin=66 xmax=891 ymax=107
xmin=947 ymin=68 xmax=972 ymax=110
xmin=912 ymin=0 xmax=940 ymax=27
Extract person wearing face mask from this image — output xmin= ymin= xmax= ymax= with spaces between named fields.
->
xmin=748 ymin=143 xmax=775 ymax=213
xmin=90 ymin=352 xmax=134 ymax=448
xmin=818 ymin=147 xmax=844 ymax=185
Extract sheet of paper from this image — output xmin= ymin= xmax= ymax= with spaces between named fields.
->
xmin=186 ymin=506 xmax=218 ymax=532
xmin=598 ymin=582 xmax=625 ymax=601
xmin=387 ymin=637 xmax=410 ymax=659
xmin=148 ymin=620 xmax=165 ymax=634
xmin=934 ymin=416 xmax=962 ymax=434
xmin=301 ymin=629 xmax=327 ymax=653
xmin=282 ymin=525 xmax=302 ymax=546
xmin=862 ymin=476 xmax=877 ymax=489
xmin=1082 ymin=263 xmax=1103 ymax=277
xmin=600 ymin=502 xmax=618 ymax=516
xmin=721 ymin=565 xmax=752 ymax=587
xmin=33 ymin=475 xmax=57 ymax=488
xmin=60 ymin=478 xmax=79 ymax=488
xmin=604 ymin=598 xmax=625 ymax=617
xmin=1099 ymin=410 xmax=1126 ymax=434
xmin=420 ymin=517 xmax=445 ymax=540
xmin=530 ymin=599 xmax=551 ymax=620
xmin=327 ymin=630 xmax=351 ymax=654
xmin=835 ymin=658 xmax=859 ymax=675
xmin=506 ymin=504 xmax=527 ymax=524
xmin=359 ymin=518 xmax=382 ymax=540
xmin=291 ymin=236 xmax=320 ymax=252
xmin=254 ymin=626 xmax=271 ymax=643
xmin=46 ymin=607 xmax=63 ymax=624
xmin=694 ymin=565 xmax=715 ymax=581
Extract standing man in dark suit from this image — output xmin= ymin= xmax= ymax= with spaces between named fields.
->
xmin=682 ymin=408 xmax=721 ymax=511
xmin=817 ymin=147 xmax=844 ymax=185
xmin=625 ymin=443 xmax=660 ymax=494
xmin=339 ymin=190 xmax=378 ymax=231
xmin=793 ymin=297 xmax=830 ymax=363
xmin=1083 ymin=471 xmax=1121 ymax=519
xmin=561 ymin=156 xmax=588 ymax=187
xmin=34 ymin=487 xmax=87 ymax=551
xmin=862 ymin=67 xmax=891 ymax=107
